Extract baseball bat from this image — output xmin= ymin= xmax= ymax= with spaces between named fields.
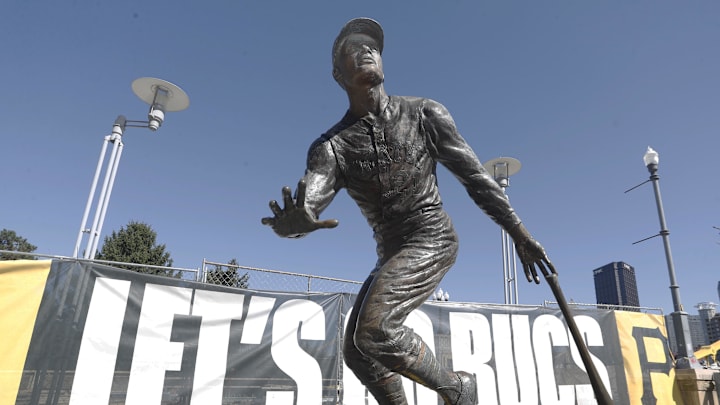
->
xmin=545 ymin=273 xmax=613 ymax=405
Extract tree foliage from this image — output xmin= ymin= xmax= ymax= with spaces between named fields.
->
xmin=205 ymin=258 xmax=249 ymax=288
xmin=95 ymin=221 xmax=175 ymax=276
xmin=0 ymin=229 xmax=37 ymax=260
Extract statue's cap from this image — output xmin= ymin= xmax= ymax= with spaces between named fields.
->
xmin=332 ymin=18 xmax=384 ymax=66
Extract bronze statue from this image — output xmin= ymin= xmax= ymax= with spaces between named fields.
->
xmin=262 ymin=17 xmax=556 ymax=405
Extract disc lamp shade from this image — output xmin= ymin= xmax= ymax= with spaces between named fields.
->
xmin=131 ymin=77 xmax=190 ymax=131
xmin=483 ymin=157 xmax=522 ymax=188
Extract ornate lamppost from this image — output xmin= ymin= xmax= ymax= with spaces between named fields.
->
xmin=626 ymin=146 xmax=697 ymax=368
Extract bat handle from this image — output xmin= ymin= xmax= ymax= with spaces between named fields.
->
xmin=546 ymin=273 xmax=613 ymax=405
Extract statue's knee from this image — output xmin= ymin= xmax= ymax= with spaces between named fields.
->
xmin=343 ymin=334 xmax=359 ymax=359
xmin=354 ymin=326 xmax=388 ymax=358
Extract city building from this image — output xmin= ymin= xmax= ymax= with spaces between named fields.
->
xmin=665 ymin=315 xmax=703 ymax=354
xmin=709 ymin=316 xmax=720 ymax=344
xmin=696 ymin=302 xmax=720 ymax=345
xmin=696 ymin=302 xmax=717 ymax=345
xmin=593 ymin=261 xmax=640 ymax=310
xmin=666 ymin=303 xmax=720 ymax=355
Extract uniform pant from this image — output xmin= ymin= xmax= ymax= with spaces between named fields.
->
xmin=343 ymin=211 xmax=459 ymax=404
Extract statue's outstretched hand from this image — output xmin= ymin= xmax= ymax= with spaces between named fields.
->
xmin=261 ymin=180 xmax=338 ymax=238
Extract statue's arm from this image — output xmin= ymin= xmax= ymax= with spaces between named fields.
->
xmin=422 ymin=99 xmax=555 ymax=282
xmin=261 ymin=139 xmax=340 ymax=238
xmin=422 ymin=100 xmax=521 ymax=231
xmin=303 ymin=139 xmax=342 ymax=218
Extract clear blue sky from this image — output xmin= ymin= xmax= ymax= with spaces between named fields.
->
xmin=2 ymin=1 xmax=718 ymax=314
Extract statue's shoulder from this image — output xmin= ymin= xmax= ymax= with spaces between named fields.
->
xmin=320 ymin=112 xmax=355 ymax=139
xmin=393 ymin=95 xmax=445 ymax=113
xmin=395 ymin=95 xmax=425 ymax=103
xmin=307 ymin=115 xmax=351 ymax=155
xmin=413 ymin=97 xmax=449 ymax=119
xmin=308 ymin=133 xmax=332 ymax=153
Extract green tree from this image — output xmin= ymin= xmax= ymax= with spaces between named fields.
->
xmin=95 ymin=221 xmax=176 ymax=276
xmin=0 ymin=229 xmax=37 ymax=260
xmin=205 ymin=258 xmax=249 ymax=288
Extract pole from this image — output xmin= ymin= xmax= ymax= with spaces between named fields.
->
xmin=498 ymin=186 xmax=519 ymax=305
xmin=501 ymin=227 xmax=510 ymax=303
xmin=648 ymin=170 xmax=682 ymax=312
xmin=84 ymin=126 xmax=123 ymax=259
xmin=88 ymin=137 xmax=124 ymax=258
xmin=75 ymin=116 xmax=126 ymax=260
xmin=484 ymin=157 xmax=522 ymax=305
xmin=72 ymin=78 xmax=188 ymax=259
xmin=647 ymin=164 xmax=695 ymax=363
xmin=73 ymin=138 xmax=110 ymax=258
xmin=501 ymin=226 xmax=519 ymax=304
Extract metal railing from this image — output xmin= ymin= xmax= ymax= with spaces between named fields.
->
xmin=0 ymin=250 xmax=362 ymax=294
xmin=201 ymin=259 xmax=363 ymax=293
xmin=543 ymin=299 xmax=664 ymax=315
xmin=0 ymin=250 xmax=201 ymax=281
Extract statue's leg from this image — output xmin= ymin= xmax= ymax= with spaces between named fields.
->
xmin=344 ymin=275 xmax=408 ymax=405
xmin=352 ymin=225 xmax=476 ymax=405
xmin=404 ymin=343 xmax=478 ymax=405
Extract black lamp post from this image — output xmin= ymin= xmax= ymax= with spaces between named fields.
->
xmin=641 ymin=147 xmax=697 ymax=367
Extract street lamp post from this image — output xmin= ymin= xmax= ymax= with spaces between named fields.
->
xmin=631 ymin=147 xmax=697 ymax=367
xmin=484 ymin=157 xmax=522 ymax=305
xmin=72 ymin=78 xmax=189 ymax=259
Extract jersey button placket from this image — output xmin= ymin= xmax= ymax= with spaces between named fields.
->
xmin=373 ymin=122 xmax=391 ymax=218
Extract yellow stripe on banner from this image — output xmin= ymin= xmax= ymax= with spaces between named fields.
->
xmin=0 ymin=259 xmax=52 ymax=405
xmin=615 ymin=311 xmax=681 ymax=404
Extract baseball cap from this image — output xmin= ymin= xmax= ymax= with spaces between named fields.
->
xmin=332 ymin=17 xmax=384 ymax=67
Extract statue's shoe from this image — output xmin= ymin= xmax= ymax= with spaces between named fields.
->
xmin=454 ymin=372 xmax=478 ymax=405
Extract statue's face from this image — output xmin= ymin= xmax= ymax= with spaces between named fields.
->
xmin=335 ymin=33 xmax=384 ymax=89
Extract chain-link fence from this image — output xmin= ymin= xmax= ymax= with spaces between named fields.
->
xmin=1 ymin=251 xmax=362 ymax=294
xmin=0 ymin=251 xmax=201 ymax=281
xmin=201 ymin=259 xmax=362 ymax=294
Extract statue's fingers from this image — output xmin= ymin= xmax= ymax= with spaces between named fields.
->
xmin=545 ymin=259 xmax=558 ymax=275
xmin=282 ymin=186 xmax=294 ymax=208
xmin=316 ymin=218 xmax=339 ymax=229
xmin=537 ymin=261 xmax=550 ymax=278
xmin=528 ymin=263 xmax=540 ymax=284
xmin=524 ymin=263 xmax=534 ymax=283
xmin=269 ymin=200 xmax=282 ymax=216
xmin=261 ymin=217 xmax=275 ymax=226
xmin=296 ymin=180 xmax=307 ymax=208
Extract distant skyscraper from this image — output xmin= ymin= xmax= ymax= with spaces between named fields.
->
xmin=696 ymin=302 xmax=716 ymax=346
xmin=593 ymin=261 xmax=640 ymax=310
xmin=670 ymin=302 xmax=720 ymax=354
xmin=709 ymin=317 xmax=720 ymax=344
